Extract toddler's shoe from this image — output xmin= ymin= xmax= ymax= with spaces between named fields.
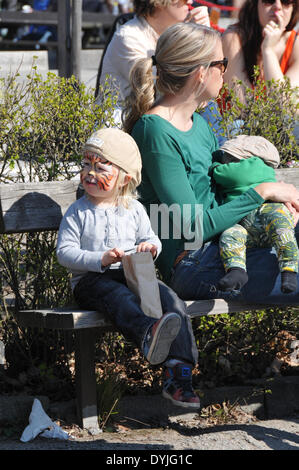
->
xmin=143 ymin=313 xmax=181 ymax=365
xmin=281 ymin=271 xmax=297 ymax=293
xmin=218 ymin=267 xmax=248 ymax=292
xmin=162 ymin=362 xmax=200 ymax=409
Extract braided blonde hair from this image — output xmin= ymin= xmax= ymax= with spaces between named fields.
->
xmin=122 ymin=22 xmax=220 ymax=134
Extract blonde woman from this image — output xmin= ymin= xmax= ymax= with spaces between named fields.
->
xmin=98 ymin=0 xmax=228 ymax=144
xmin=123 ymin=22 xmax=299 ymax=307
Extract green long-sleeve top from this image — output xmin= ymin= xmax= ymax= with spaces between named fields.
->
xmin=211 ymin=157 xmax=276 ymax=202
xmin=132 ymin=113 xmax=264 ymax=282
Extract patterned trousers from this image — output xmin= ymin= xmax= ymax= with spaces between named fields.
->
xmin=219 ymin=203 xmax=299 ymax=273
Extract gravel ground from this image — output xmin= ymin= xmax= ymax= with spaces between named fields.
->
xmin=1 ymin=377 xmax=299 ymax=452
xmin=1 ymin=416 xmax=299 ymax=452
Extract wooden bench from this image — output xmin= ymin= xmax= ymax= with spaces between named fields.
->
xmin=0 ymin=169 xmax=298 ymax=434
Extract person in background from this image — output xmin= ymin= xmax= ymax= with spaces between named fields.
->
xmin=222 ymin=0 xmax=299 ymax=143
xmin=222 ymin=0 xmax=299 ymax=98
xmin=1 ymin=0 xmax=17 ymax=10
xmin=83 ymin=0 xmax=110 ymax=12
xmin=12 ymin=0 xmax=57 ymax=44
xmin=99 ymin=0 xmax=210 ymax=103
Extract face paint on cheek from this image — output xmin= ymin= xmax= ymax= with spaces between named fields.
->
xmin=96 ymin=172 xmax=115 ymax=190
xmin=96 ymin=165 xmax=119 ymax=191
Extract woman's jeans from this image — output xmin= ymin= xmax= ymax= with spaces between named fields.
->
xmin=73 ymin=269 xmax=198 ymax=366
xmin=170 ymin=223 xmax=299 ymax=305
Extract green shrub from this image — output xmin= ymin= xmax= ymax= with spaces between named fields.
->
xmin=0 ymin=64 xmax=118 ymax=182
xmin=193 ymin=306 xmax=298 ymax=386
xmin=214 ymin=68 xmax=299 ymax=166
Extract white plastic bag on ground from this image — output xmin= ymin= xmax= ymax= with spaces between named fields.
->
xmin=20 ymin=398 xmax=69 ymax=442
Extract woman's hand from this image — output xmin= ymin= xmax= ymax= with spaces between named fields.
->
xmin=261 ymin=12 xmax=284 ymax=51
xmin=102 ymin=247 xmax=125 ymax=267
xmin=254 ymin=181 xmax=299 ymax=212
xmin=185 ymin=6 xmax=210 ymax=27
xmin=136 ymin=242 xmax=158 ymax=258
xmin=285 ymin=202 xmax=299 ymax=227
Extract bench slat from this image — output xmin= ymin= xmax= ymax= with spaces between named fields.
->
xmin=186 ymin=299 xmax=267 ymax=316
xmin=15 ymin=307 xmax=112 ymax=330
xmin=15 ymin=299 xmax=278 ymax=332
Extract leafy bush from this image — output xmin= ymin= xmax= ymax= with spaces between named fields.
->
xmin=0 ymin=63 xmax=118 ymax=182
xmin=193 ymin=306 xmax=298 ymax=387
xmin=214 ymin=68 xmax=299 ymax=166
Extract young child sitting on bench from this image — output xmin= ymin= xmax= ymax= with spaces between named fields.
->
xmin=56 ymin=128 xmax=200 ymax=409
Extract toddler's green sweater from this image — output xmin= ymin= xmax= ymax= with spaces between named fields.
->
xmin=211 ymin=157 xmax=276 ymax=202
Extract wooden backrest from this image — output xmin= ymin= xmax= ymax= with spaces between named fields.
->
xmin=0 ymin=168 xmax=298 ymax=234
xmin=0 ymin=180 xmax=80 ymax=234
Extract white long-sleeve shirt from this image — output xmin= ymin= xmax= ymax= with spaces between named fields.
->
xmin=99 ymin=15 xmax=158 ymax=102
xmin=56 ymin=195 xmax=161 ymax=290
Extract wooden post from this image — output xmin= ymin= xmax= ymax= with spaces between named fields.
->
xmin=57 ymin=0 xmax=72 ymax=77
xmin=74 ymin=328 xmax=101 ymax=434
xmin=71 ymin=0 xmax=82 ymax=81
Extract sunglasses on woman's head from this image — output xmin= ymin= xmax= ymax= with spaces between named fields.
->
xmin=261 ymin=0 xmax=294 ymax=6
xmin=209 ymin=57 xmax=228 ymax=74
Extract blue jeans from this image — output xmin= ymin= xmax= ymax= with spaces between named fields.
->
xmin=73 ymin=269 xmax=198 ymax=365
xmin=170 ymin=223 xmax=299 ymax=305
